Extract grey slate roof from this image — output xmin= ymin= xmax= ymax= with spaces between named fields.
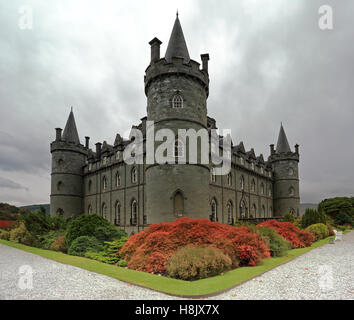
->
xmin=165 ymin=15 xmax=190 ymax=63
xmin=276 ymin=124 xmax=291 ymax=153
xmin=62 ymin=109 xmax=80 ymax=144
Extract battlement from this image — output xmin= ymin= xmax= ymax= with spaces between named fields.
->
xmin=269 ymin=151 xmax=299 ymax=163
xmin=144 ymin=57 xmax=209 ymax=96
xmin=50 ymin=140 xmax=87 ymax=156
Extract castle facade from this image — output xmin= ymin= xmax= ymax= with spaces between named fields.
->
xmin=50 ymin=15 xmax=300 ymax=234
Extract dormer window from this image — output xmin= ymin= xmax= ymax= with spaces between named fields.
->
xmin=88 ymin=163 xmax=92 ymax=171
xmin=103 ymin=157 xmax=107 ymax=165
xmin=172 ymin=94 xmax=183 ymax=108
xmin=115 ymin=151 xmax=120 ymax=160
xmin=240 ymin=157 xmax=244 ymax=165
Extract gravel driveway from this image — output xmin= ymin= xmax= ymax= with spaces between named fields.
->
xmin=0 ymin=231 xmax=353 ymax=300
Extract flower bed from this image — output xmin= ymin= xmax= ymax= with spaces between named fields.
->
xmin=120 ymin=217 xmax=270 ymax=274
xmin=258 ymin=220 xmax=314 ymax=248
xmin=0 ymin=220 xmax=14 ymax=229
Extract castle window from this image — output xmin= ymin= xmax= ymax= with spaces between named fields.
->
xmin=115 ymin=201 xmax=121 ymax=226
xmin=103 ymin=156 xmax=107 ymax=165
xmin=251 ymin=204 xmax=257 ymax=218
xmin=116 ymin=172 xmax=121 ymax=187
xmin=240 ymin=157 xmax=244 ymax=165
xmin=210 ymin=169 xmax=216 ymax=183
xmin=227 ymin=201 xmax=233 ymax=224
xmin=103 ymin=176 xmax=107 ymax=190
xmin=174 ymin=139 xmax=184 ymax=158
xmin=57 ymin=181 xmax=62 ymax=191
xmin=240 ymin=200 xmax=247 ymax=219
xmin=251 ymin=179 xmax=256 ymax=192
xmin=261 ymin=167 xmax=264 ymax=174
xmin=88 ymin=180 xmax=92 ymax=192
xmin=269 ymin=206 xmax=273 ymax=217
xmin=101 ymin=203 xmax=107 ymax=219
xmin=56 ymin=208 xmax=64 ymax=217
xmin=240 ymin=176 xmax=244 ymax=190
xmin=172 ymin=94 xmax=183 ymax=108
xmin=88 ymin=205 xmax=93 ymax=214
xmin=227 ymin=172 xmax=232 ymax=186
xmin=131 ymin=167 xmax=137 ymax=183
xmin=115 ymin=151 xmax=120 ymax=160
xmin=262 ymin=205 xmax=266 ymax=217
xmin=288 ymin=167 xmax=294 ymax=176
xmin=174 ymin=191 xmax=184 ymax=217
xmin=210 ymin=198 xmax=218 ymax=222
xmin=251 ymin=163 xmax=255 ymax=170
xmin=289 ymin=187 xmax=295 ymax=196
xmin=131 ymin=200 xmax=138 ymax=225
xmin=88 ymin=163 xmax=92 ymax=171
xmin=260 ymin=183 xmax=264 ymax=195
xmin=268 ymin=187 xmax=272 ymax=197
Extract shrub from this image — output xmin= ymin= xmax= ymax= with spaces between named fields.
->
xmin=0 ymin=220 xmax=14 ymax=230
xmin=0 ymin=230 xmax=10 ymax=240
xmin=68 ymin=236 xmax=103 ymax=257
xmin=334 ymin=212 xmax=353 ymax=226
xmin=120 ymin=217 xmax=270 ymax=274
xmin=254 ymin=226 xmax=292 ymax=257
xmin=283 ymin=213 xmax=295 ymax=223
xmin=166 ymin=245 xmax=232 ymax=280
xmin=9 ymin=222 xmax=37 ymax=246
xmin=327 ymin=225 xmax=335 ymax=236
xmin=259 ymin=220 xmax=314 ymax=248
xmin=66 ymin=214 xmax=127 ymax=246
xmin=39 ymin=230 xmax=64 ymax=249
xmin=117 ymin=259 xmax=127 ymax=267
xmin=305 ymin=223 xmax=329 ymax=241
xmin=301 ymin=209 xmax=328 ymax=228
xmin=50 ymin=235 xmax=68 ymax=253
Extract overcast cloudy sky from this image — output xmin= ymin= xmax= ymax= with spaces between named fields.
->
xmin=0 ymin=0 xmax=353 ymax=206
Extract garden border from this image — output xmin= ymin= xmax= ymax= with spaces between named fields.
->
xmin=1 ymin=231 xmax=351 ymax=298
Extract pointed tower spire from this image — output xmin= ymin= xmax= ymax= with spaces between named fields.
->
xmin=276 ymin=123 xmax=291 ymax=153
xmin=165 ymin=13 xmax=190 ymax=63
xmin=62 ymin=108 xmax=80 ymax=144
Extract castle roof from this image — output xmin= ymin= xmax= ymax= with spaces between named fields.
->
xmin=276 ymin=123 xmax=291 ymax=153
xmin=165 ymin=14 xmax=190 ymax=63
xmin=62 ymin=108 xmax=80 ymax=145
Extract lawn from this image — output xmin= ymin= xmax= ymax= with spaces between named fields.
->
xmin=0 ymin=235 xmax=342 ymax=297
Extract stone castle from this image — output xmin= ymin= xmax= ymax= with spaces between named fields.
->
xmin=50 ymin=15 xmax=300 ymax=233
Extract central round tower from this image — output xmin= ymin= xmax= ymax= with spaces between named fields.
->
xmin=144 ymin=15 xmax=211 ymax=223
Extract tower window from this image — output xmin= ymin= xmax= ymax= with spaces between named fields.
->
xmin=288 ymin=167 xmax=294 ymax=176
xmin=172 ymin=94 xmax=183 ymax=108
xmin=210 ymin=169 xmax=216 ymax=183
xmin=289 ymin=187 xmax=295 ymax=196
xmin=115 ymin=201 xmax=121 ymax=226
xmin=240 ymin=176 xmax=244 ymax=190
xmin=131 ymin=200 xmax=138 ymax=225
xmin=116 ymin=172 xmax=121 ymax=187
xmin=56 ymin=208 xmax=64 ymax=217
xmin=57 ymin=181 xmax=62 ymax=191
xmin=131 ymin=167 xmax=137 ymax=183
xmin=102 ymin=176 xmax=107 ymax=190
xmin=227 ymin=201 xmax=233 ymax=224
xmin=175 ymin=139 xmax=184 ymax=158
xmin=227 ymin=172 xmax=232 ymax=186
xmin=210 ymin=198 xmax=217 ymax=222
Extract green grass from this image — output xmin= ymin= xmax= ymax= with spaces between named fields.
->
xmin=1 ymin=234 xmax=345 ymax=297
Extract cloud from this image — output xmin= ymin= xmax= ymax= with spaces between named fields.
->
xmin=0 ymin=177 xmax=28 ymax=191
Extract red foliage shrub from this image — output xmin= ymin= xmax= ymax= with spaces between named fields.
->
xmin=258 ymin=220 xmax=314 ymax=248
xmin=119 ymin=217 xmax=270 ymax=273
xmin=0 ymin=220 xmax=14 ymax=230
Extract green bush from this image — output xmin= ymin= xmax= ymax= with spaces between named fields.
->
xmin=39 ymin=230 xmax=64 ymax=249
xmin=305 ymin=223 xmax=329 ymax=241
xmin=9 ymin=222 xmax=37 ymax=246
xmin=252 ymin=225 xmax=291 ymax=257
xmin=68 ymin=236 xmax=103 ymax=257
xmin=84 ymin=251 xmax=111 ymax=263
xmin=117 ymin=259 xmax=127 ymax=267
xmin=301 ymin=209 xmax=328 ymax=228
xmin=283 ymin=212 xmax=295 ymax=223
xmin=66 ymin=214 xmax=127 ymax=246
xmin=166 ymin=245 xmax=232 ymax=281
xmin=334 ymin=225 xmax=347 ymax=231
xmin=334 ymin=212 xmax=353 ymax=226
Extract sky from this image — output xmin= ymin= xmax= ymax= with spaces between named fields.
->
xmin=0 ymin=0 xmax=353 ymax=206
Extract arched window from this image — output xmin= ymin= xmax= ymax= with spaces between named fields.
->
xmin=251 ymin=204 xmax=257 ymax=218
xmin=268 ymin=187 xmax=272 ymax=197
xmin=102 ymin=176 xmax=107 ymax=190
xmin=131 ymin=167 xmax=137 ymax=183
xmin=57 ymin=181 xmax=62 ymax=191
xmin=172 ymin=94 xmax=183 ymax=108
xmin=116 ymin=172 xmax=121 ymax=187
xmin=57 ymin=159 xmax=64 ymax=169
xmin=115 ymin=201 xmax=121 ymax=225
xmin=210 ymin=198 xmax=217 ymax=222
xmin=131 ymin=200 xmax=138 ymax=225
xmin=269 ymin=206 xmax=273 ymax=217
xmin=227 ymin=172 xmax=232 ymax=186
xmin=289 ymin=186 xmax=295 ymax=196
xmin=56 ymin=208 xmax=64 ymax=217
xmin=288 ymin=167 xmax=294 ymax=176
xmin=260 ymin=183 xmax=265 ymax=195
xmin=88 ymin=205 xmax=92 ymax=214
xmin=262 ymin=205 xmax=266 ymax=217
xmin=240 ymin=157 xmax=244 ymax=165
xmin=210 ymin=169 xmax=216 ymax=183
xmin=115 ymin=151 xmax=120 ymax=160
xmin=88 ymin=180 xmax=92 ymax=192
xmin=240 ymin=200 xmax=248 ymax=218
xmin=227 ymin=201 xmax=233 ymax=224
xmin=174 ymin=191 xmax=184 ymax=217
xmin=240 ymin=176 xmax=244 ymax=190
xmin=101 ymin=203 xmax=107 ymax=219
xmin=174 ymin=139 xmax=184 ymax=158
xmin=251 ymin=179 xmax=256 ymax=192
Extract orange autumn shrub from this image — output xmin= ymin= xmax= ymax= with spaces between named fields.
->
xmin=259 ymin=220 xmax=314 ymax=248
xmin=119 ymin=217 xmax=270 ymax=273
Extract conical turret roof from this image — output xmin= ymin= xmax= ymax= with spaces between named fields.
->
xmin=276 ymin=123 xmax=291 ymax=153
xmin=62 ymin=108 xmax=80 ymax=145
xmin=165 ymin=14 xmax=190 ymax=63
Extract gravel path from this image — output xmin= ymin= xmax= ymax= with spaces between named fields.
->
xmin=0 ymin=231 xmax=353 ymax=300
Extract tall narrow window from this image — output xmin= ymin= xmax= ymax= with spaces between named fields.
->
xmin=262 ymin=205 xmax=266 ymax=217
xmin=240 ymin=200 xmax=247 ymax=219
xmin=116 ymin=172 xmax=121 ymax=187
xmin=260 ymin=183 xmax=264 ymax=195
xmin=289 ymin=187 xmax=295 ymax=196
xmin=88 ymin=205 xmax=92 ymax=214
xmin=227 ymin=173 xmax=232 ymax=186
xmin=57 ymin=181 xmax=62 ymax=191
xmin=131 ymin=200 xmax=138 ymax=225
xmin=210 ymin=199 xmax=217 ymax=222
xmin=174 ymin=139 xmax=184 ymax=158
xmin=240 ymin=176 xmax=244 ymax=190
xmin=251 ymin=204 xmax=257 ymax=218
xmin=102 ymin=176 xmax=107 ymax=190
xmin=101 ymin=203 xmax=107 ymax=219
xmin=227 ymin=201 xmax=233 ymax=224
xmin=131 ymin=167 xmax=137 ymax=183
xmin=251 ymin=179 xmax=256 ymax=192
xmin=172 ymin=94 xmax=183 ymax=108
xmin=115 ymin=201 xmax=121 ymax=226
xmin=269 ymin=206 xmax=273 ymax=217
xmin=210 ymin=169 xmax=216 ymax=183
xmin=174 ymin=191 xmax=184 ymax=217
